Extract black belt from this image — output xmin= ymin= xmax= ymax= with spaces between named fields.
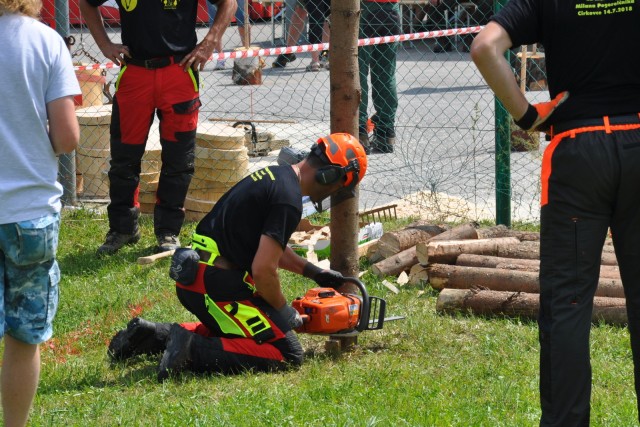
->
xmin=125 ymin=55 xmax=186 ymax=70
xmin=197 ymin=250 xmax=240 ymax=270
xmin=551 ymin=113 xmax=640 ymax=135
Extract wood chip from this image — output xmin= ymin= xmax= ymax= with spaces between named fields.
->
xmin=382 ymin=280 xmax=400 ymax=294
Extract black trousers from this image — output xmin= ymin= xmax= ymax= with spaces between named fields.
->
xmin=306 ymin=0 xmax=330 ymax=45
xmin=539 ymin=124 xmax=640 ymax=426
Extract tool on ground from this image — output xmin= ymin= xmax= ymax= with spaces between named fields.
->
xmin=137 ymin=249 xmax=176 ymax=265
xmin=292 ymin=277 xmax=403 ymax=336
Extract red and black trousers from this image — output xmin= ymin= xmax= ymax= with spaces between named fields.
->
xmin=108 ymin=60 xmax=200 ymax=237
xmin=539 ymin=115 xmax=640 ymax=426
xmin=175 ymin=263 xmax=304 ymax=373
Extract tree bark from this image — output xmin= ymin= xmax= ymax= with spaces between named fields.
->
xmin=418 ymin=237 xmax=521 ymax=265
xmin=436 ymin=288 xmax=628 ymax=326
xmin=427 ymin=264 xmax=625 ymax=298
xmin=456 ymin=253 xmax=621 ymax=279
xmin=431 ymin=222 xmax=479 ymax=241
xmin=329 ymin=0 xmax=360 ymax=291
xmin=475 ymin=225 xmax=540 ymax=241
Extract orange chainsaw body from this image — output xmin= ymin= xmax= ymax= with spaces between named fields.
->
xmin=292 ymin=287 xmax=362 ymax=334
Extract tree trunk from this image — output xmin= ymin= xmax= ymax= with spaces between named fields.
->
xmin=436 ymin=288 xmax=628 ymax=326
xmin=329 ymin=0 xmax=360 ymax=290
xmin=418 ymin=237 xmax=521 ymax=265
xmin=427 ymin=264 xmax=625 ymax=298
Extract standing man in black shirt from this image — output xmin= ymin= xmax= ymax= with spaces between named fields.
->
xmin=471 ymin=1 xmax=640 ymax=425
xmin=107 ymin=134 xmax=368 ymax=380
xmin=80 ymin=0 xmax=236 ymax=255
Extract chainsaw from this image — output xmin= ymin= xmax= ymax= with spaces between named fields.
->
xmin=292 ymin=277 xmax=402 ymax=336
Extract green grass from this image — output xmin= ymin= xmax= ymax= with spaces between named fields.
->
xmin=24 ymin=208 xmax=638 ymax=426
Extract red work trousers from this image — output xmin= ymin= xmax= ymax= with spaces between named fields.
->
xmin=107 ymin=62 xmax=200 ymax=237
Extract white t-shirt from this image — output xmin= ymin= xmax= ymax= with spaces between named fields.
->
xmin=0 ymin=14 xmax=81 ymax=224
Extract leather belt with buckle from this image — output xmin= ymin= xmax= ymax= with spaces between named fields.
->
xmin=197 ymin=250 xmax=239 ymax=270
xmin=126 ymin=55 xmax=186 ymax=70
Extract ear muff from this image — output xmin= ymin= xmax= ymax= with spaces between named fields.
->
xmin=315 ymin=165 xmax=345 ymax=185
xmin=314 ymin=159 xmax=360 ymax=185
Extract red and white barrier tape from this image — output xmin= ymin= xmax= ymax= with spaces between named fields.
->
xmin=74 ymin=26 xmax=483 ymax=71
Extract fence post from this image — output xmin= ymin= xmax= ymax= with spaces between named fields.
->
xmin=329 ymin=0 xmax=361 ymax=285
xmin=494 ymin=0 xmax=510 ymax=227
xmin=55 ymin=0 xmax=78 ymax=206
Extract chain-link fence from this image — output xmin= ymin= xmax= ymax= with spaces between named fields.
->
xmin=52 ymin=0 xmax=548 ymax=224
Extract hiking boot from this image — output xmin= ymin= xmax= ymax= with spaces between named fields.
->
xmin=157 ymin=234 xmax=180 ymax=253
xmin=97 ymin=229 xmax=141 ymax=255
xmin=108 ymin=317 xmax=171 ymax=361
xmin=272 ymin=53 xmax=296 ymax=68
xmin=157 ymin=324 xmax=193 ymax=382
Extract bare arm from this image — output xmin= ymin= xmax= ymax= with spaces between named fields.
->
xmin=79 ymin=0 xmax=130 ymax=65
xmin=47 ymin=96 xmax=80 ymax=155
xmin=180 ymin=0 xmax=237 ymax=71
xmin=470 ymin=21 xmax=529 ymax=121
xmin=251 ymin=234 xmax=288 ymax=310
xmin=278 ymin=245 xmax=308 ymax=275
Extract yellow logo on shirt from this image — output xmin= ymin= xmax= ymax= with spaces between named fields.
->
xmin=122 ymin=0 xmax=137 ymax=12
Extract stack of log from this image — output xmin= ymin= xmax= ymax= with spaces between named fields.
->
xmin=366 ymin=222 xmax=627 ymax=325
xmin=186 ymin=123 xmax=249 ymax=221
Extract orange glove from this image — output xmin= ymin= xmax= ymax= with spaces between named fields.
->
xmin=514 ymin=91 xmax=569 ymax=131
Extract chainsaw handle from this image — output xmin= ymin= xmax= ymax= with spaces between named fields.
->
xmin=338 ymin=277 xmax=371 ymax=332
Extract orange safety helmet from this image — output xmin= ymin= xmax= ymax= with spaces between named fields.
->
xmin=313 ymin=133 xmax=368 ymax=190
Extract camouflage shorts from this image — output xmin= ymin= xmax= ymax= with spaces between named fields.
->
xmin=0 ymin=213 xmax=60 ymax=344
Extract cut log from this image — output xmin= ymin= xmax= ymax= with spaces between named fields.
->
xmin=457 ymin=254 xmax=540 ymax=269
xmin=430 ymin=222 xmax=479 ymax=242
xmin=436 ymin=288 xmax=627 ymax=326
xmin=456 ymin=254 xmax=621 ymax=280
xmin=376 ymin=224 xmax=446 ymax=259
xmin=408 ymin=263 xmax=429 ymax=286
xmin=371 ymin=222 xmax=488 ymax=278
xmin=471 ymin=225 xmax=540 ymax=241
xmin=371 ymin=246 xmax=419 ymax=278
xmin=495 ymin=241 xmax=540 ymax=260
xmin=427 ymin=264 xmax=625 ymax=298
xmin=418 ymin=237 xmax=521 ymax=265
xmin=474 ymin=225 xmax=510 ymax=239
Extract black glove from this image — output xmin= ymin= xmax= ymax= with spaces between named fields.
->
xmin=278 ymin=305 xmax=303 ymax=329
xmin=302 ymin=262 xmax=344 ymax=286
xmin=169 ymin=248 xmax=200 ymax=285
